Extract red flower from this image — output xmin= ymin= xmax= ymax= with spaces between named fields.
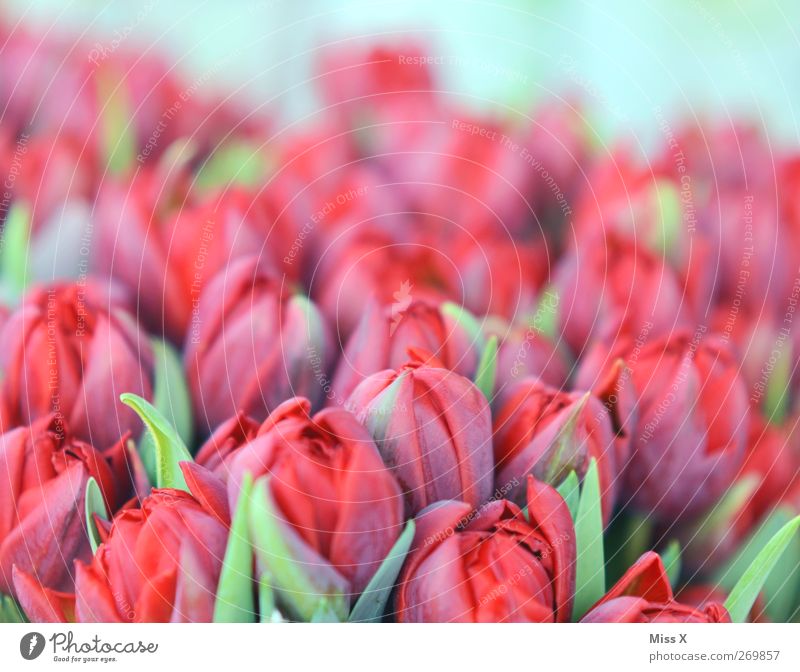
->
xmin=346 ymin=356 xmax=494 ymax=515
xmin=582 ymin=552 xmax=730 ymax=623
xmin=72 ymin=488 xmax=228 ymax=622
xmin=492 ymin=377 xmax=620 ymax=522
xmin=581 ymin=331 xmax=749 ymax=522
xmin=332 ymin=298 xmax=481 ymax=403
xmin=554 ymin=231 xmax=691 ymax=355
xmin=0 ymin=415 xmax=130 ymax=596
xmin=185 ymin=256 xmax=332 ymax=435
xmin=225 ymin=397 xmax=404 ymax=597
xmin=0 ymin=280 xmax=154 ymax=451
xmin=396 ymin=477 xmax=576 ymax=622
xmin=94 ymin=163 xmax=284 ymax=342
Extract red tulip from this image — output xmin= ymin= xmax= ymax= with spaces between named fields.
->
xmin=582 ymin=331 xmax=749 ymax=522
xmin=682 ymin=414 xmax=799 ymax=572
xmin=581 ymin=552 xmax=730 ymax=622
xmin=0 ymin=280 xmax=154 ymax=450
xmin=194 ymin=411 xmax=260 ymax=478
xmin=635 ymin=332 xmax=749 ymax=521
xmin=315 ymin=43 xmax=437 ymax=151
xmin=69 ymin=488 xmax=227 ymax=622
xmin=493 ymin=316 xmax=570 ymax=392
xmin=396 ymin=477 xmax=576 ymax=622
xmin=554 ymin=230 xmax=692 ymax=355
xmin=224 ymin=397 xmax=404 ymax=599
xmin=332 ymin=298 xmax=481 ymax=403
xmin=346 ymin=355 xmax=494 ymax=515
xmin=313 ymin=228 xmax=458 ymax=338
xmin=93 ymin=161 xmax=281 ymax=342
xmin=185 ymin=256 xmax=332 ymax=435
xmin=0 ymin=415 xmax=130 ymax=596
xmin=492 ymin=377 xmax=620 ymax=522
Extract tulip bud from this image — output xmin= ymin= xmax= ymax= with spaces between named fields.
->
xmin=332 ymin=298 xmax=482 ymax=403
xmin=0 ymin=415 xmax=130 ymax=596
xmin=493 ymin=378 xmax=619 ymax=522
xmin=346 ymin=356 xmax=494 ymax=515
xmin=581 ymin=552 xmax=730 ymax=622
xmin=225 ymin=397 xmax=404 ymax=618
xmin=625 ymin=332 xmax=749 ymax=522
xmin=396 ymin=477 xmax=576 ymax=622
xmin=185 ymin=256 xmax=332 ymax=435
xmin=493 ymin=315 xmax=570 ymax=392
xmin=554 ymin=231 xmax=691 ymax=354
xmin=73 ymin=488 xmax=228 ymax=622
xmin=0 ymin=280 xmax=154 ymax=450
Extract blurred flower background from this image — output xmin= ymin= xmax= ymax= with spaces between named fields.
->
xmin=2 ymin=0 xmax=800 ymax=625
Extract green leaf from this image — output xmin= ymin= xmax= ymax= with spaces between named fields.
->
xmin=532 ymin=287 xmax=559 ymax=341
xmin=349 ymin=520 xmax=415 ymax=623
xmin=120 ymin=393 xmax=192 ymax=491
xmin=473 ymin=335 xmax=497 ymax=401
xmin=620 ymin=513 xmax=654 ymax=571
xmin=724 ymin=513 xmax=800 ymax=623
xmin=0 ymin=202 xmax=30 ymax=303
xmin=556 ymin=470 xmax=580 ymax=522
xmin=248 ymin=479 xmax=348 ymax=622
xmin=84 ymin=476 xmax=109 ymax=554
xmin=97 ymin=69 xmax=135 ymax=175
xmin=661 ymin=540 xmax=682 ymax=590
xmin=440 ymin=302 xmax=486 ymax=350
xmin=194 ymin=141 xmax=267 ymax=192
xmin=688 ymin=475 xmax=760 ymax=551
xmin=138 ymin=339 xmax=194 ymax=481
xmin=572 ymin=458 xmax=604 ymax=621
xmin=311 ymin=599 xmax=341 ymax=623
xmin=763 ymin=528 xmax=800 ymax=623
xmin=715 ymin=507 xmax=792 ymax=591
xmin=214 ymin=474 xmax=255 ymax=623
xmin=0 ymin=594 xmax=27 ymax=623
xmin=764 ymin=344 xmax=792 ymax=425
xmin=649 ymin=180 xmax=682 ymax=264
xmin=257 ymin=573 xmax=287 ymax=622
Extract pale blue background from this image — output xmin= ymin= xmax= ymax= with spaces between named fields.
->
xmin=5 ymin=0 xmax=800 ymax=145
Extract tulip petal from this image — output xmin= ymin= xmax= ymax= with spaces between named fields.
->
xmin=526 ymin=476 xmax=576 ymax=623
xmin=181 ymin=462 xmax=230 ymax=525
xmin=601 ymin=551 xmax=673 ymax=605
xmin=12 ymin=566 xmax=75 ymax=623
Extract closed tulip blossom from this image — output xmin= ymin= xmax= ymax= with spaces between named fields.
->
xmin=225 ymin=397 xmax=404 ymax=613
xmin=494 ymin=318 xmax=570 ymax=392
xmin=492 ymin=377 xmax=621 ymax=522
xmin=0 ymin=280 xmax=154 ymax=450
xmin=582 ymin=552 xmax=730 ymax=623
xmin=554 ymin=231 xmax=691 ymax=355
xmin=0 ymin=415 xmax=130 ymax=596
xmin=71 ymin=488 xmax=228 ymax=622
xmin=332 ymin=298 xmax=481 ymax=403
xmin=185 ymin=256 xmax=332 ymax=435
xmin=396 ymin=476 xmax=576 ymax=622
xmin=346 ymin=354 xmax=494 ymax=515
xmin=622 ymin=332 xmax=749 ymax=522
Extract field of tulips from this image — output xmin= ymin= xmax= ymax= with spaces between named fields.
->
xmin=1 ymin=21 xmax=800 ymax=626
